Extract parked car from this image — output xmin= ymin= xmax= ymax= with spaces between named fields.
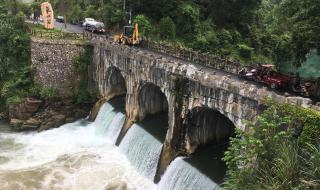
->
xmin=56 ymin=16 xmax=64 ymax=23
xmin=82 ymin=18 xmax=106 ymax=34
xmin=85 ymin=23 xmax=106 ymax=34
xmin=82 ymin=18 xmax=95 ymax=27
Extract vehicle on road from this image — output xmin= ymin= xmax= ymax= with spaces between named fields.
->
xmin=82 ymin=18 xmax=96 ymax=27
xmin=238 ymin=65 xmax=290 ymax=89
xmin=85 ymin=23 xmax=106 ymax=34
xmin=259 ymin=65 xmax=290 ymax=89
xmin=56 ymin=16 xmax=64 ymax=23
xmin=82 ymin=18 xmax=106 ymax=33
xmin=114 ymin=23 xmax=140 ymax=45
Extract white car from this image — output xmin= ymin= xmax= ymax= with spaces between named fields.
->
xmin=82 ymin=18 xmax=96 ymax=27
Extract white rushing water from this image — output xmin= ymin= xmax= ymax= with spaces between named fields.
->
xmin=0 ymin=102 xmax=156 ymax=190
xmin=119 ymin=124 xmax=163 ymax=180
xmin=158 ymin=157 xmax=221 ymax=190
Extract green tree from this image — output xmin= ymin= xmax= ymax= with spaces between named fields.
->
xmin=279 ymin=0 xmax=320 ymax=65
xmin=176 ymin=2 xmax=200 ymax=39
xmin=158 ymin=16 xmax=176 ymax=40
xmin=69 ymin=4 xmax=82 ymax=23
xmin=134 ymin=14 xmax=151 ymax=38
xmin=84 ymin=5 xmax=97 ymax=19
xmin=56 ymin=0 xmax=75 ymax=28
xmin=0 ymin=11 xmax=32 ymax=111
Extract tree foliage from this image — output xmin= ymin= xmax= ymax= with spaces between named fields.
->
xmin=159 ymin=17 xmax=176 ymax=40
xmin=133 ymin=14 xmax=151 ymax=38
xmin=0 ymin=10 xmax=32 ymax=111
xmin=24 ymin=0 xmax=320 ymax=67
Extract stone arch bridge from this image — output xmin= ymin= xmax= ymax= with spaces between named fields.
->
xmin=89 ymin=38 xmax=317 ymax=180
xmin=30 ymin=36 xmax=319 ymax=182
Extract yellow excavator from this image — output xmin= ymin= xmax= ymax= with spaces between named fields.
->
xmin=114 ymin=23 xmax=140 ymax=45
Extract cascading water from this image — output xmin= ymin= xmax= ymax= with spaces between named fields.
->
xmin=158 ymin=157 xmax=221 ymax=190
xmin=94 ymin=102 xmax=125 ymax=144
xmin=0 ymin=102 xmax=156 ymax=190
xmin=119 ymin=124 xmax=163 ymax=180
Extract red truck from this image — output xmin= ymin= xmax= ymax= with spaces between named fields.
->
xmin=259 ymin=65 xmax=290 ymax=89
xmin=239 ymin=65 xmax=290 ymax=89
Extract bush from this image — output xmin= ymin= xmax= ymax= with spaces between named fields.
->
xmin=39 ymin=86 xmax=59 ymax=100
xmin=73 ymin=45 xmax=96 ymax=104
xmin=176 ymin=2 xmax=200 ymax=40
xmin=223 ymin=102 xmax=320 ymax=189
xmin=238 ymin=44 xmax=254 ymax=59
xmin=159 ymin=17 xmax=176 ymax=40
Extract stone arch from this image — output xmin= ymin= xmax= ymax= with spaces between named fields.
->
xmin=103 ymin=66 xmax=127 ymax=99
xmin=137 ymin=83 xmax=169 ymax=121
xmin=185 ymin=106 xmax=236 ymax=154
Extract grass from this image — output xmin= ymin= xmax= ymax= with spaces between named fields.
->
xmin=27 ymin=22 xmax=61 ymax=33
xmin=27 ymin=23 xmax=86 ymax=41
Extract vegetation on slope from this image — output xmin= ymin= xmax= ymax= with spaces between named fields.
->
xmin=223 ymin=102 xmax=320 ymax=189
xmin=0 ymin=2 xmax=32 ymax=112
xmin=28 ymin=0 xmax=320 ymax=68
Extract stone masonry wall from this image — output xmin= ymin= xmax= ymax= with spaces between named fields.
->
xmin=31 ymin=37 xmax=88 ymax=97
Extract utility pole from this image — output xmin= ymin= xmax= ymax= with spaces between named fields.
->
xmin=129 ymin=8 xmax=132 ymax=25
xmin=123 ymin=0 xmax=126 ymax=11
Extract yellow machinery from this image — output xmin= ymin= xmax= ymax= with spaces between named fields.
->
xmin=41 ymin=2 xmax=54 ymax=29
xmin=114 ymin=23 xmax=140 ymax=45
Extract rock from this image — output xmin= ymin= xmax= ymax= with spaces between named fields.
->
xmin=105 ymin=181 xmax=128 ymax=190
xmin=10 ymin=118 xmax=24 ymax=127
xmin=284 ymin=92 xmax=290 ymax=97
xmin=9 ymin=97 xmax=42 ymax=120
xmin=25 ymin=118 xmax=41 ymax=127
xmin=40 ymin=114 xmax=66 ymax=131
xmin=25 ymin=97 xmax=43 ymax=112
xmin=65 ymin=117 xmax=75 ymax=123
xmin=89 ymin=99 xmax=108 ymax=121
xmin=21 ymin=124 xmax=39 ymax=130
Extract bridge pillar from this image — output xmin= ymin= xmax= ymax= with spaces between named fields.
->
xmin=155 ymin=76 xmax=191 ymax=183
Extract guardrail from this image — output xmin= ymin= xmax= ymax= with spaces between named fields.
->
xmin=140 ymin=40 xmax=242 ymax=75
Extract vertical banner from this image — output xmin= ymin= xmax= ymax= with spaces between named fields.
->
xmin=41 ymin=2 xmax=54 ymax=29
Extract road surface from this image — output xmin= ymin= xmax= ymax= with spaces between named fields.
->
xmin=27 ymin=19 xmax=84 ymax=33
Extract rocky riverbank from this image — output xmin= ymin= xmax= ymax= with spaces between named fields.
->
xmin=8 ymin=97 xmax=92 ymax=131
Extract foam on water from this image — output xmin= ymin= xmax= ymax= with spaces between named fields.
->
xmin=0 ymin=102 xmax=156 ymax=190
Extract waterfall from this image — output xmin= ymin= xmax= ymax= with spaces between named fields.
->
xmin=119 ymin=124 xmax=163 ymax=180
xmin=104 ymin=112 xmax=125 ymax=144
xmin=94 ymin=102 xmax=125 ymax=144
xmin=0 ymin=101 xmax=157 ymax=190
xmin=158 ymin=157 xmax=220 ymax=190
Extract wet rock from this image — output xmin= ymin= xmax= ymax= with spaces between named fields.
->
xmin=40 ymin=114 xmax=66 ymax=131
xmin=21 ymin=124 xmax=39 ymax=130
xmin=105 ymin=181 xmax=128 ymax=190
xmin=10 ymin=118 xmax=24 ymax=127
xmin=9 ymin=97 xmax=42 ymax=120
xmin=65 ymin=117 xmax=75 ymax=123
xmin=25 ymin=118 xmax=41 ymax=127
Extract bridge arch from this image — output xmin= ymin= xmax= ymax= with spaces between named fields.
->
xmin=101 ymin=66 xmax=127 ymax=99
xmin=137 ymin=83 xmax=169 ymax=121
xmin=185 ymin=106 xmax=236 ymax=154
